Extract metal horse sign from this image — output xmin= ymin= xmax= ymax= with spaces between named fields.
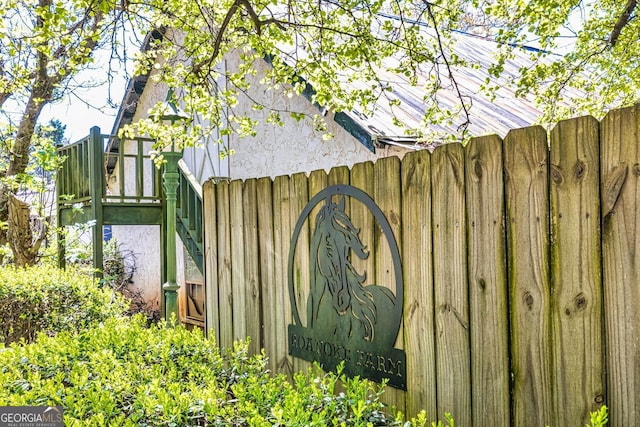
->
xmin=288 ymin=185 xmax=406 ymax=390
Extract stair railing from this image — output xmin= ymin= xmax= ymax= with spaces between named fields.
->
xmin=176 ymin=160 xmax=203 ymax=273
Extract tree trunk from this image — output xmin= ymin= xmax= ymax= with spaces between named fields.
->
xmin=7 ymin=194 xmax=45 ymax=266
xmin=0 ymin=86 xmax=50 ymax=264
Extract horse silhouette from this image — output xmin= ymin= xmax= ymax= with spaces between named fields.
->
xmin=307 ymin=196 xmax=396 ymax=348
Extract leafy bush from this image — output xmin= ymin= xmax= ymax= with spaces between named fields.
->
xmin=0 ymin=313 xmax=609 ymax=426
xmin=63 ymin=227 xmax=160 ymax=322
xmin=587 ymin=405 xmax=608 ymax=427
xmin=0 ymin=316 xmax=406 ymax=426
xmin=0 ymin=265 xmax=127 ymax=345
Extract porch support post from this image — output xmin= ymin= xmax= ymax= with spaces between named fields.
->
xmin=88 ymin=126 xmax=104 ymax=280
xmin=162 ymin=151 xmax=181 ymax=326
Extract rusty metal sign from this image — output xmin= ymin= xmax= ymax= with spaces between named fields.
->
xmin=288 ymin=185 xmax=406 ymax=390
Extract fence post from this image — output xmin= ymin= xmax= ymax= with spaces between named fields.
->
xmin=56 ymin=144 xmax=66 ymax=270
xmin=88 ymin=126 xmax=104 ymax=280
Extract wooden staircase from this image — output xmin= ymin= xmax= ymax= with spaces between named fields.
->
xmin=56 ymin=126 xmax=204 ymax=310
xmin=176 ymin=162 xmax=203 ymax=274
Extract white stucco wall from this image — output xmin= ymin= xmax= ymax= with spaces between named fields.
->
xmin=110 ymin=50 xmax=407 ymax=318
xmin=109 ymin=225 xmax=162 ymax=310
xmin=222 ymin=55 xmax=404 ymax=180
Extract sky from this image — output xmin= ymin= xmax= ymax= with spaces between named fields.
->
xmin=39 ymin=69 xmax=129 ymax=143
xmin=37 ymin=40 xmax=136 ymax=144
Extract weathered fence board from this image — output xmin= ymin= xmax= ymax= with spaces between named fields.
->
xmin=373 ymin=156 xmax=405 ymax=413
xmin=242 ymin=179 xmax=262 ymax=356
xmin=230 ymin=180 xmax=247 ymax=344
xmin=290 ymin=172 xmax=311 ymax=374
xmin=401 ymin=150 xmax=436 ymax=419
xmin=465 ymin=135 xmax=510 ymax=426
xmin=504 ymin=126 xmax=553 ymax=427
xmin=350 ymin=161 xmax=376 ymax=289
xmin=256 ymin=177 xmax=277 ymax=371
xmin=215 ymin=181 xmax=234 ymax=350
xmin=600 ymin=106 xmax=640 ymax=427
xmin=202 ymin=109 xmax=640 ymax=426
xmin=431 ymin=143 xmax=471 ymax=426
xmin=273 ymin=175 xmax=294 ymax=377
xmin=328 ymin=165 xmax=350 ymax=187
xmin=549 ymin=116 xmax=604 ymax=426
xmin=203 ymin=180 xmax=220 ymax=342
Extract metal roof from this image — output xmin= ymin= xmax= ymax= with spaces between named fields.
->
xmin=110 ymin=26 xmax=580 ymax=153
xmin=338 ymin=29 xmax=581 ymax=148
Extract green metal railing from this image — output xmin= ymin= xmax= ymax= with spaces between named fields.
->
xmin=56 ymin=126 xmax=203 ymax=278
xmin=57 ymin=127 xmax=162 ymax=208
xmin=176 ymin=163 xmax=203 ymax=273
xmin=56 ymin=132 xmax=96 ymax=206
xmin=104 ymin=137 xmax=162 ymax=204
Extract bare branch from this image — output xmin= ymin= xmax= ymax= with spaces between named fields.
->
xmin=422 ymin=1 xmax=471 ymax=133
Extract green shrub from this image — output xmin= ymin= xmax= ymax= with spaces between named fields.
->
xmin=0 ymin=316 xmax=403 ymax=426
xmin=0 ymin=265 xmax=127 ymax=345
xmin=0 ymin=313 xmax=609 ymax=426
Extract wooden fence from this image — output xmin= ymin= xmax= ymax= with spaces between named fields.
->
xmin=202 ymin=105 xmax=640 ymax=427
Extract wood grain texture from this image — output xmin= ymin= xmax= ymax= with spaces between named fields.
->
xmin=290 ymin=171 xmax=311 ymax=374
xmin=230 ymin=180 xmax=247 ymax=344
xmin=257 ymin=177 xmax=277 ymax=373
xmin=243 ymin=178 xmax=262 ymax=356
xmin=373 ymin=155 xmax=406 ymax=413
xmin=308 ymin=169 xmax=329 ymax=250
xmin=202 ymin=180 xmax=220 ymax=344
xmin=306 ymin=168 xmax=329 ymax=327
xmin=273 ymin=175 xmax=294 ymax=378
xmin=215 ymin=180 xmax=234 ymax=350
xmin=400 ymin=150 xmax=436 ymax=419
xmin=431 ymin=143 xmax=471 ymax=426
xmin=350 ymin=161 xmax=376 ymax=306
xmin=600 ymin=106 xmax=640 ymax=427
xmin=465 ymin=135 xmax=510 ymax=426
xmin=328 ymin=165 xmax=350 ymax=187
xmin=549 ymin=116 xmax=604 ymax=426
xmin=504 ymin=126 xmax=553 ymax=427
xmin=199 ymin=107 xmax=640 ymax=426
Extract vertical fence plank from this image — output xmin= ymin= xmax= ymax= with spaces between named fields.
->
xmin=350 ymin=161 xmax=376 ymax=290
xmin=203 ymin=180 xmax=220 ymax=343
xmin=401 ymin=150 xmax=436 ymax=419
xmin=273 ymin=175 xmax=294 ymax=378
xmin=308 ymin=169 xmax=329 ymax=233
xmin=306 ymin=168 xmax=328 ymax=329
xmin=230 ymin=180 xmax=247 ymax=343
xmin=601 ymin=106 xmax=640 ymax=427
xmin=305 ymin=168 xmax=328 ymax=371
xmin=374 ymin=155 xmax=406 ymax=413
xmin=216 ymin=180 xmax=234 ymax=350
xmin=290 ymin=172 xmax=311 ymax=374
xmin=308 ymin=169 xmax=329 ymax=257
xmin=257 ymin=177 xmax=277 ymax=372
xmin=504 ymin=126 xmax=553 ymax=427
xmin=431 ymin=143 xmax=471 ymax=425
xmin=243 ymin=178 xmax=262 ymax=356
xmin=328 ymin=165 xmax=350 ymax=187
xmin=550 ymin=116 xmax=604 ymax=426
xmin=465 ymin=135 xmax=510 ymax=426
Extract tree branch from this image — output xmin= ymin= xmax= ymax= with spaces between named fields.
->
xmin=237 ymin=0 xmax=285 ymax=34
xmin=609 ymin=0 xmax=637 ymax=46
xmin=423 ymin=1 xmax=471 ymax=133
xmin=212 ymin=0 xmax=241 ymax=60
